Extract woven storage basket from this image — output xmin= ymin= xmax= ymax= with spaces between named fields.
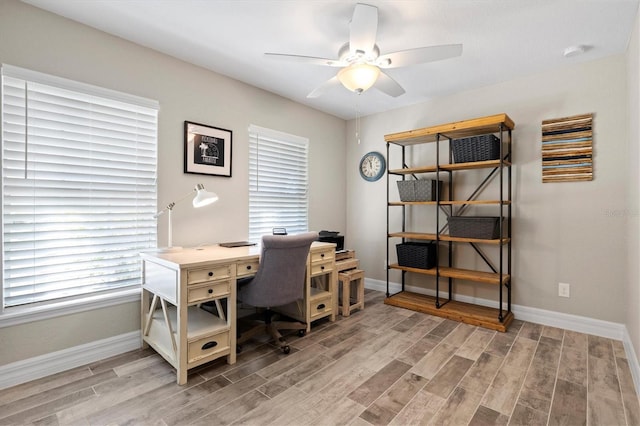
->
xmin=396 ymin=181 xmax=415 ymax=201
xmin=448 ymin=216 xmax=502 ymax=239
xmin=396 ymin=241 xmax=437 ymax=269
xmin=414 ymin=180 xmax=442 ymax=201
xmin=452 ymin=134 xmax=500 ymax=163
xmin=397 ymin=180 xmax=442 ymax=202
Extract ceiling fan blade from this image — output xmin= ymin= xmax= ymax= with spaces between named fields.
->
xmin=350 ymin=3 xmax=378 ymax=55
xmin=378 ymin=44 xmax=463 ymax=68
xmin=264 ymin=53 xmax=344 ymax=67
xmin=374 ymin=71 xmax=405 ymax=97
xmin=307 ymin=76 xmax=341 ymax=98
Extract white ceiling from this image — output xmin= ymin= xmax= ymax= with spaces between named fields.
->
xmin=23 ymin=0 xmax=640 ymax=120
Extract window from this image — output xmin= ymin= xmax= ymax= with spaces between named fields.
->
xmin=1 ymin=65 xmax=158 ymax=309
xmin=248 ymin=125 xmax=308 ymax=242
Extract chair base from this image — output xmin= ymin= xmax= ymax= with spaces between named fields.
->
xmin=237 ymin=309 xmax=306 ymax=353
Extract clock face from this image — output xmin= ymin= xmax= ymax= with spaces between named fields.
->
xmin=359 ymin=151 xmax=386 ymax=182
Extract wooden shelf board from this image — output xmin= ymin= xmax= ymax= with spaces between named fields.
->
xmin=389 ymin=200 xmax=510 ymax=207
xmin=389 ymin=160 xmax=510 ymax=175
xmin=385 ymin=113 xmax=514 ymax=146
xmin=441 ymin=159 xmax=511 ymax=171
xmin=384 ymin=291 xmax=514 ymax=332
xmin=389 ymin=200 xmax=509 ymax=206
xmin=388 ymin=232 xmax=510 ymax=245
xmin=388 ymin=201 xmax=438 ymax=206
xmin=389 ymin=263 xmax=510 ymax=285
xmin=440 ymin=200 xmax=511 ymax=205
xmin=389 ymin=166 xmax=438 ymax=175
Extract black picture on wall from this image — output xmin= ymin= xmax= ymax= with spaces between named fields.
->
xmin=184 ymin=121 xmax=232 ymax=177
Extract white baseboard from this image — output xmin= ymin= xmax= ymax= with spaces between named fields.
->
xmin=366 ymin=277 xmax=640 ymax=394
xmin=0 ymin=331 xmax=141 ymax=390
xmin=623 ymin=328 xmax=640 ymax=398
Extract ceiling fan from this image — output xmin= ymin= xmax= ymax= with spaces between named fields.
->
xmin=264 ymin=3 xmax=463 ymax=98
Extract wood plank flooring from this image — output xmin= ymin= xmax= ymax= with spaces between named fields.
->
xmin=0 ymin=290 xmax=638 ymax=425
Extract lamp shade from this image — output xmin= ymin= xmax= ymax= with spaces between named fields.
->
xmin=192 ymin=183 xmax=218 ymax=208
xmin=337 ymin=63 xmax=380 ymax=93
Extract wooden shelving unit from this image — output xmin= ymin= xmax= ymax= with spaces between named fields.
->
xmin=384 ymin=113 xmax=514 ymax=332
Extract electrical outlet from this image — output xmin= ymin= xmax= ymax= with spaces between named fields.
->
xmin=558 ymin=282 xmax=570 ymax=298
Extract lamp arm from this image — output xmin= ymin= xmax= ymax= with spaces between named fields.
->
xmin=153 ymin=188 xmax=197 ymax=218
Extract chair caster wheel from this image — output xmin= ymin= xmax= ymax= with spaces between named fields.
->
xmin=236 ymin=344 xmax=242 ymax=354
xmin=282 ymin=345 xmax=291 ymax=354
xmin=298 ymin=329 xmax=306 ymax=337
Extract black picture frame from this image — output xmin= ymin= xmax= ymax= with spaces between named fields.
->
xmin=184 ymin=121 xmax=232 ymax=177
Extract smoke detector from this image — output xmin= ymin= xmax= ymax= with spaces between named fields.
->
xmin=563 ymin=45 xmax=586 ymax=58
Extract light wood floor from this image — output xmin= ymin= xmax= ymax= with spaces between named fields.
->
xmin=1 ymin=290 xmax=639 ymax=425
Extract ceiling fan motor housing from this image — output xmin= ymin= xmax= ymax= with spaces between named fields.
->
xmin=338 ymin=42 xmax=380 ymax=65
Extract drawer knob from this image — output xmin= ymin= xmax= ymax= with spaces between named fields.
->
xmin=246 ymin=265 xmax=252 ymax=270
xmin=317 ymin=304 xmax=326 ymax=310
xmin=208 ymin=289 xmax=213 ymax=294
xmin=320 ymin=253 xmax=325 ymax=258
xmin=208 ymin=271 xmax=214 ymax=277
xmin=320 ymin=266 xmax=325 ymax=270
xmin=201 ymin=341 xmax=218 ymax=350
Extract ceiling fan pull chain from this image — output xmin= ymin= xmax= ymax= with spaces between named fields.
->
xmin=355 ymin=101 xmax=361 ymax=144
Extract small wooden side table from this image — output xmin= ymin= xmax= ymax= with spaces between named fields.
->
xmin=335 ymin=250 xmax=365 ymax=316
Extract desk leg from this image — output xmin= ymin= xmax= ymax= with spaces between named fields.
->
xmin=305 ymin=269 xmax=312 ymax=333
xmin=176 ymin=301 xmax=188 ymax=386
xmin=330 ymin=268 xmax=337 ymax=322
xmin=227 ymin=284 xmax=237 ymax=365
xmin=140 ymin=288 xmax=151 ymax=349
xmin=177 ymin=272 xmax=188 ymax=385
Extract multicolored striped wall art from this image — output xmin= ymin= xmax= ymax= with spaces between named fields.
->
xmin=541 ymin=113 xmax=593 ymax=183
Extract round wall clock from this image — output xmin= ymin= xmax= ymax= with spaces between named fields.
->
xmin=359 ymin=151 xmax=386 ymax=182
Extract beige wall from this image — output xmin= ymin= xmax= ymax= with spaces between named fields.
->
xmin=627 ymin=10 xmax=640 ymax=361
xmin=0 ymin=0 xmax=346 ymax=365
xmin=347 ymin=54 xmax=630 ymax=324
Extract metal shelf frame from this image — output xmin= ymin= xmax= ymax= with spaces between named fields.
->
xmin=385 ymin=115 xmax=513 ymax=328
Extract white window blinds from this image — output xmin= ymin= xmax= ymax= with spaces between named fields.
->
xmin=1 ymin=65 xmax=158 ymax=308
xmin=248 ymin=125 xmax=308 ymax=242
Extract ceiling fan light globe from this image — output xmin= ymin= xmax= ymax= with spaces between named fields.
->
xmin=337 ymin=63 xmax=380 ymax=93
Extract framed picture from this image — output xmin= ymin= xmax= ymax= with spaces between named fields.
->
xmin=184 ymin=121 xmax=232 ymax=177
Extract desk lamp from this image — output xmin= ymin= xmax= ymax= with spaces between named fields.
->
xmin=154 ymin=183 xmax=218 ymax=250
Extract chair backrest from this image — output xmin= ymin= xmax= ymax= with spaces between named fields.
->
xmin=240 ymin=231 xmax=319 ymax=308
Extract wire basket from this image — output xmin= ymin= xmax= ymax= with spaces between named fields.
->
xmin=452 ymin=134 xmax=500 ymax=163
xmin=396 ymin=179 xmax=442 ymax=201
xmin=396 ymin=241 xmax=437 ymax=269
xmin=448 ymin=216 xmax=502 ymax=239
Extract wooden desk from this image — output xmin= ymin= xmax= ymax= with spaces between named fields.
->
xmin=140 ymin=242 xmax=336 ymax=384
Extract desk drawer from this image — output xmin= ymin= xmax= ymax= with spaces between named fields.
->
xmin=236 ymin=259 xmax=259 ymax=278
xmin=311 ymin=249 xmax=334 ymax=264
xmin=188 ymin=264 xmax=233 ymax=285
xmin=311 ymin=260 xmax=333 ymax=276
xmin=188 ymin=330 xmax=229 ymax=363
xmin=309 ymin=293 xmax=332 ymax=320
xmin=187 ymin=280 xmax=231 ymax=304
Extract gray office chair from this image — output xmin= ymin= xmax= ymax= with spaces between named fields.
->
xmin=237 ymin=231 xmax=318 ymax=354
